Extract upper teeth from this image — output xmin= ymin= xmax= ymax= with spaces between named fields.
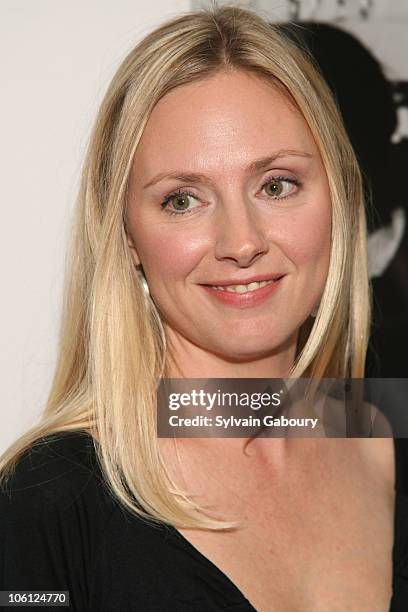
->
xmin=212 ymin=279 xmax=275 ymax=293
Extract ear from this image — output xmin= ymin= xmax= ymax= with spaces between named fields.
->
xmin=125 ymin=228 xmax=141 ymax=266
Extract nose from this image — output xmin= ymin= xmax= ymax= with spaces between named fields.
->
xmin=214 ymin=200 xmax=269 ymax=267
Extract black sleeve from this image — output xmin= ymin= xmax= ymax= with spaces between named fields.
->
xmin=0 ymin=432 xmax=110 ymax=612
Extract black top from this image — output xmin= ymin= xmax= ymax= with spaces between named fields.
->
xmin=1 ymin=431 xmax=408 ymax=611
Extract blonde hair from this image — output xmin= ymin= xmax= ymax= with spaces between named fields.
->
xmin=0 ymin=3 xmax=370 ymax=529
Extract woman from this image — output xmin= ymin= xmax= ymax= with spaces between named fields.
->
xmin=0 ymin=5 xmax=403 ymax=611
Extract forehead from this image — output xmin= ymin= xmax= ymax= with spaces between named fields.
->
xmin=132 ymin=70 xmax=318 ymax=176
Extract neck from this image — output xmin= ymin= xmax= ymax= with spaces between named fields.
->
xmin=164 ymin=326 xmax=297 ymax=379
xmin=160 ymin=327 xmax=299 ymax=459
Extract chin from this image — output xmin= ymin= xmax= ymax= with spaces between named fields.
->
xmin=209 ymin=335 xmax=290 ymax=363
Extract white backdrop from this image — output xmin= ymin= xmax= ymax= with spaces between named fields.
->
xmin=1 ymin=0 xmax=407 ymax=453
xmin=0 ymin=0 xmax=190 ymax=453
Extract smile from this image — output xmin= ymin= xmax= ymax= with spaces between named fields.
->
xmin=200 ymin=276 xmax=285 ymax=308
xmin=208 ymin=279 xmax=275 ymax=293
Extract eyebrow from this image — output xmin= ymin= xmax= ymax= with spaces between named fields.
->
xmin=142 ymin=149 xmax=314 ymax=190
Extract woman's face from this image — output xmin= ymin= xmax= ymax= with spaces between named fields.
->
xmin=126 ymin=70 xmax=331 ymax=362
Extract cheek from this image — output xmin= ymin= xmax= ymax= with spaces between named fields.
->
xmin=135 ymin=225 xmax=208 ymax=281
xmin=274 ymin=203 xmax=331 ymax=269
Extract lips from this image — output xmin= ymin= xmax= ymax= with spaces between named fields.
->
xmin=200 ymin=275 xmax=285 ymax=308
xmin=200 ymin=274 xmax=284 ymax=293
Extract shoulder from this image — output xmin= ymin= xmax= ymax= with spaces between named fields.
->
xmin=2 ymin=430 xmax=99 ymax=492
xmin=0 ymin=432 xmax=118 ymax=602
xmin=0 ymin=430 xmax=113 ymax=525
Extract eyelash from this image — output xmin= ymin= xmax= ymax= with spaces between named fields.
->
xmin=160 ymin=175 xmax=301 ymax=216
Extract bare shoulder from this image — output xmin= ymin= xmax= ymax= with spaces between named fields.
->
xmin=318 ymin=395 xmax=395 ymax=490
xmin=356 ymin=434 xmax=396 ymax=493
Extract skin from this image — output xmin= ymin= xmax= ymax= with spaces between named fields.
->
xmin=126 ymin=69 xmax=332 ymax=380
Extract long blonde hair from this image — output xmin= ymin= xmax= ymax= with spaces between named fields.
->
xmin=0 ymin=4 xmax=370 ymax=529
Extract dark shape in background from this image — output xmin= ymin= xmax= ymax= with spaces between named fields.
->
xmin=278 ymin=22 xmax=408 ymax=377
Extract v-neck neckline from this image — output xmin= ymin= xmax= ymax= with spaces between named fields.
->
xmin=170 ymin=437 xmax=401 ymax=610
